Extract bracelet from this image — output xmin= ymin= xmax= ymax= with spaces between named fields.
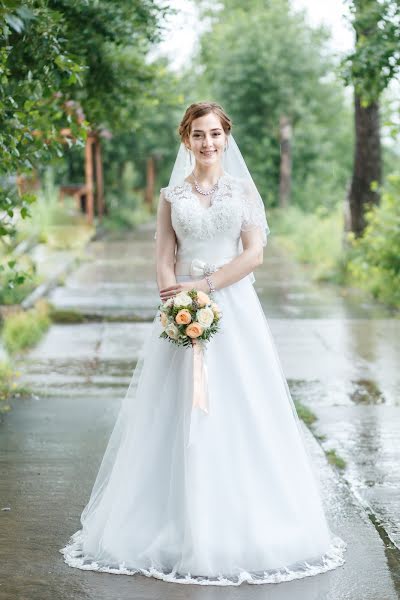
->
xmin=205 ymin=275 xmax=215 ymax=294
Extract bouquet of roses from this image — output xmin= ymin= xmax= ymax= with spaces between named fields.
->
xmin=158 ymin=288 xmax=222 ymax=348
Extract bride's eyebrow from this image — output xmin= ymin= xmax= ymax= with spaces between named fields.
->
xmin=192 ymin=128 xmax=222 ymax=133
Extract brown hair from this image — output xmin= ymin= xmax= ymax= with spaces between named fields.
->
xmin=178 ymin=102 xmax=232 ymax=144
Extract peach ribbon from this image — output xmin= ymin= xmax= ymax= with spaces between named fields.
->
xmin=187 ymin=338 xmax=209 ymax=447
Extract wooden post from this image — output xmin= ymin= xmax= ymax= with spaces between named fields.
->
xmin=279 ymin=115 xmax=292 ymax=208
xmin=145 ymin=156 xmax=155 ymax=206
xmin=85 ymin=135 xmax=95 ymax=224
xmin=95 ymin=138 xmax=104 ymax=221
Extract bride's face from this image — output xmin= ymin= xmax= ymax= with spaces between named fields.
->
xmin=187 ymin=112 xmax=226 ymax=168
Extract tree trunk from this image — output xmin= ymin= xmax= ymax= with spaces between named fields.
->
xmin=279 ymin=115 xmax=292 ymax=208
xmin=145 ymin=156 xmax=155 ymax=207
xmin=347 ymin=93 xmax=381 ymax=236
xmin=85 ymin=134 xmax=95 ymax=225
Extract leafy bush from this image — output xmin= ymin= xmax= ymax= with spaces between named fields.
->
xmin=0 ymin=360 xmax=30 ymax=413
xmin=0 ymin=360 xmax=13 ymax=413
xmin=104 ymin=201 xmax=153 ymax=231
xmin=0 ymin=255 xmax=39 ymax=305
xmin=1 ymin=300 xmax=51 ymax=355
xmin=271 ymin=204 xmax=345 ymax=282
xmin=347 ymin=174 xmax=400 ymax=308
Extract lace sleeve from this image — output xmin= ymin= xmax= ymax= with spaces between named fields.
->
xmin=241 ymin=180 xmax=270 ymax=247
xmin=160 ymin=186 xmax=173 ymax=203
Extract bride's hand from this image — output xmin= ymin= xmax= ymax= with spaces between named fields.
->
xmin=159 ymin=279 xmax=208 ymax=302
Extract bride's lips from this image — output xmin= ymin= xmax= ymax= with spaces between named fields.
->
xmin=201 ymin=150 xmax=217 ymax=157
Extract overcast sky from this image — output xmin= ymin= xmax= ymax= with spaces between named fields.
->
xmin=154 ymin=0 xmax=354 ymax=70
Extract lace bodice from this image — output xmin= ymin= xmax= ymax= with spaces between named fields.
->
xmin=155 ymin=173 xmax=267 ymax=266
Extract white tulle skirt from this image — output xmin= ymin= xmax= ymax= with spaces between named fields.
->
xmin=60 ymin=272 xmax=346 ymax=585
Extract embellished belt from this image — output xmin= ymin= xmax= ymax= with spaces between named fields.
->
xmin=175 ymin=256 xmax=237 ymax=278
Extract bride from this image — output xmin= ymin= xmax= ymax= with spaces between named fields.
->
xmin=60 ymin=101 xmax=347 ymax=585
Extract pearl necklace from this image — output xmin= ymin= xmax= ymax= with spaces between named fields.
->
xmin=192 ymin=172 xmax=222 ymax=196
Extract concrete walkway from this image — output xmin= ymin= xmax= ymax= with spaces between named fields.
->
xmin=0 ymin=220 xmax=399 ymax=600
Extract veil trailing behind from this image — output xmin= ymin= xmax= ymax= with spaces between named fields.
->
xmin=60 ymin=136 xmax=346 ymax=585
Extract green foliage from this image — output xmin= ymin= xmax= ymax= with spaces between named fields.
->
xmin=294 ymin=400 xmax=317 ymax=426
xmin=0 ymin=359 xmax=30 ymax=412
xmin=341 ymin=0 xmax=400 ymax=104
xmin=194 ymin=0 xmax=352 ymax=209
xmin=1 ymin=299 xmax=51 ymax=354
xmin=48 ymin=307 xmax=85 ymax=323
xmin=347 ymin=174 xmax=400 ymax=307
xmin=272 ymin=204 xmax=345 ymax=282
xmin=325 ymin=448 xmax=346 ymax=470
xmin=104 ymin=200 xmax=153 ymax=231
xmin=0 ymin=360 xmax=13 ymax=413
xmin=0 ymin=255 xmax=38 ymax=304
xmin=98 ymin=58 xmax=187 ymax=195
xmin=0 ymin=0 xmax=170 ymax=282
xmin=13 ymin=167 xmax=94 ymax=251
xmin=43 ymin=0 xmax=167 ymax=129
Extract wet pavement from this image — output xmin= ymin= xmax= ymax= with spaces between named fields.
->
xmin=1 ymin=220 xmax=399 ymax=599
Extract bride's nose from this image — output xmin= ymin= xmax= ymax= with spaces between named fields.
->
xmin=202 ymin=134 xmax=214 ymax=147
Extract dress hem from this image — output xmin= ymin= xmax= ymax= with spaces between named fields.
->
xmin=59 ymin=530 xmax=347 ymax=586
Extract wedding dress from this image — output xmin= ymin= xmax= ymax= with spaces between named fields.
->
xmin=60 ymin=172 xmax=346 ymax=585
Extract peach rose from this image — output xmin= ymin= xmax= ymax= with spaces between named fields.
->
xmin=175 ymin=309 xmax=192 ymax=325
xmin=186 ymin=322 xmax=203 ymax=338
xmin=196 ymin=290 xmax=210 ymax=307
xmin=160 ymin=312 xmax=168 ymax=327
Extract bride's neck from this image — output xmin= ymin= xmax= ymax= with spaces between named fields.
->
xmin=192 ymin=163 xmax=224 ymax=186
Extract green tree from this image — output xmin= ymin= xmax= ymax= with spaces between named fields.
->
xmin=341 ymin=0 xmax=400 ymax=235
xmin=0 ymin=1 xmax=86 ymax=288
xmin=0 ymin=0 xmax=167 ymax=288
xmin=194 ymin=0 xmax=352 ymax=210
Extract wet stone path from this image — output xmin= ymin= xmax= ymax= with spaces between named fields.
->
xmin=0 ymin=221 xmax=399 ymax=600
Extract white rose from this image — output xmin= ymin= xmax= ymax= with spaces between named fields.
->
xmin=164 ymin=297 xmax=174 ymax=308
xmin=196 ymin=307 xmax=214 ymax=329
xmin=165 ymin=323 xmax=179 ymax=339
xmin=174 ymin=292 xmax=193 ymax=308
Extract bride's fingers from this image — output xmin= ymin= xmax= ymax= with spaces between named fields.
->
xmin=159 ymin=285 xmax=181 ymax=296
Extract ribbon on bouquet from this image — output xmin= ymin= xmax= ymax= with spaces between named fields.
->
xmin=187 ymin=338 xmax=209 ymax=448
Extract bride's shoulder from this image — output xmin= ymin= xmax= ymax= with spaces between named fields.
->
xmin=160 ymin=180 xmax=189 ymax=203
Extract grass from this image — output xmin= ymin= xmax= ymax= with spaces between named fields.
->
xmin=325 ymin=448 xmax=347 ymax=470
xmin=0 ymin=360 xmax=31 ymax=413
xmin=48 ymin=307 xmax=86 ymax=323
xmin=271 ymin=205 xmax=345 ymax=283
xmin=103 ymin=202 xmax=154 ymax=231
xmin=294 ymin=399 xmax=346 ymax=470
xmin=294 ymin=400 xmax=317 ymax=426
xmin=1 ymin=299 xmax=51 ymax=355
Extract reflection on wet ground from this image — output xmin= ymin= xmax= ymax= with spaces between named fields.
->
xmin=1 ymin=223 xmax=399 ymax=599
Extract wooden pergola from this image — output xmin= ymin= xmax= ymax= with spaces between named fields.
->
xmin=59 ymin=128 xmax=108 ymax=225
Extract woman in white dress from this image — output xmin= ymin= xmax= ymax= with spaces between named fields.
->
xmin=60 ymin=101 xmax=346 ymax=585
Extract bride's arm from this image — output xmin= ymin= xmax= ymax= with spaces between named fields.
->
xmin=155 ymin=191 xmax=177 ymax=292
xmin=201 ymin=228 xmax=264 ymax=292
